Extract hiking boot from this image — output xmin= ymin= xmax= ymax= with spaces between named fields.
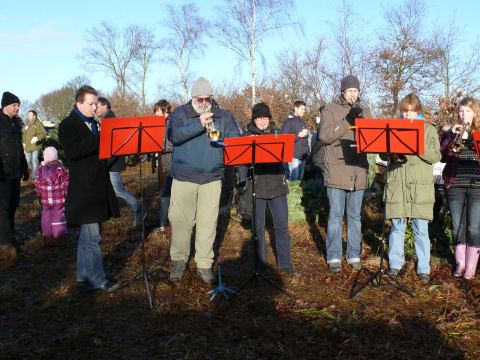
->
xmin=418 ymin=273 xmax=430 ymax=282
xmin=279 ymin=266 xmax=299 ymax=276
xmin=170 ymin=261 xmax=186 ymax=282
xmin=197 ymin=268 xmax=217 ymax=285
xmin=386 ymin=268 xmax=400 ymax=278
xmin=350 ymin=262 xmax=362 ymax=270
xmin=329 ymin=263 xmax=342 ymax=273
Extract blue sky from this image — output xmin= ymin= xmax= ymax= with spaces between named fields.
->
xmin=1 ymin=0 xmax=479 ymax=105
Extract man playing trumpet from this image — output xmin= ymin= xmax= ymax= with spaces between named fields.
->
xmin=319 ymin=75 xmax=372 ymax=273
xmin=167 ymin=77 xmax=240 ymax=285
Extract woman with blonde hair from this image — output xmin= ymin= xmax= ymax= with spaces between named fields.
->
xmin=441 ymin=97 xmax=480 ymax=279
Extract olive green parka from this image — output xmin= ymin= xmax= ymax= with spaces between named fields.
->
xmin=22 ymin=118 xmax=46 ymax=152
xmin=381 ymin=121 xmax=441 ymax=220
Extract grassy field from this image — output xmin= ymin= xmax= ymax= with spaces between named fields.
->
xmin=1 ymin=162 xmax=479 ymax=359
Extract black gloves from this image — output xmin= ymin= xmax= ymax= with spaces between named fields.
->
xmin=22 ymin=169 xmax=30 ymax=182
xmin=346 ymin=107 xmax=363 ymax=126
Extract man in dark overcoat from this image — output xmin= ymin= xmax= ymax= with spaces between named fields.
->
xmin=0 ymin=92 xmax=29 ymax=258
xmin=58 ymin=85 xmax=120 ymax=293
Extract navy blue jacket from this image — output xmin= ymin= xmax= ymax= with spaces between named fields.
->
xmin=281 ymin=115 xmax=310 ymax=160
xmin=168 ymin=100 xmax=240 ymax=184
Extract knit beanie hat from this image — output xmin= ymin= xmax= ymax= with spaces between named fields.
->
xmin=191 ymin=77 xmax=213 ymax=98
xmin=251 ymin=103 xmax=272 ymax=121
xmin=340 ymin=75 xmax=360 ymax=92
xmin=43 ymin=147 xmax=58 ymax=163
xmin=1 ymin=91 xmax=20 ymax=108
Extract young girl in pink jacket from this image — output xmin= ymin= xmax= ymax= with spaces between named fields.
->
xmin=35 ymin=147 xmax=69 ymax=239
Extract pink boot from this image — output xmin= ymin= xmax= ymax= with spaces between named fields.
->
xmin=463 ymin=245 xmax=480 ymax=280
xmin=453 ymin=244 xmax=466 ymax=277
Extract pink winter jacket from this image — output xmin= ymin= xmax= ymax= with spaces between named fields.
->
xmin=35 ymin=162 xmax=69 ymax=206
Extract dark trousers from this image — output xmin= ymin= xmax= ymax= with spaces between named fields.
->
xmin=254 ymin=195 xmax=292 ymax=271
xmin=0 ymin=179 xmax=21 ymax=245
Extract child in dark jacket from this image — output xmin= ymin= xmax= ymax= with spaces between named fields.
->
xmin=35 ymin=147 xmax=69 ymax=239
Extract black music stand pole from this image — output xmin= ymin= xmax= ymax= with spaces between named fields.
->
xmin=227 ymin=140 xmax=295 ymax=302
xmin=350 ymin=124 xmax=414 ymax=299
xmin=116 ymin=122 xmax=168 ymax=309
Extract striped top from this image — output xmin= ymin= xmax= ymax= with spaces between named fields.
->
xmin=451 ymin=140 xmax=480 ymax=188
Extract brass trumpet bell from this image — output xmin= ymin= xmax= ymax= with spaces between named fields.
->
xmin=206 ymin=121 xmax=222 ymax=142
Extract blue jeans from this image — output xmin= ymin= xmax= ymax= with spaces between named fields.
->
xmin=315 ymin=171 xmax=325 ymax=185
xmin=288 ymin=158 xmax=306 ymax=181
xmin=446 ymin=187 xmax=480 ymax=247
xmin=326 ymin=187 xmax=364 ymax=264
xmin=159 ymin=173 xmax=173 ymax=227
xmin=389 ymin=218 xmax=430 ymax=274
xmin=254 ymin=195 xmax=292 ymax=271
xmin=26 ymin=150 xmax=40 ymax=179
xmin=109 ymin=172 xmax=142 ymax=220
xmin=77 ymin=223 xmax=107 ymax=288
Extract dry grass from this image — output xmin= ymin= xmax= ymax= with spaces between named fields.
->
xmin=0 ymin=162 xmax=479 ymax=359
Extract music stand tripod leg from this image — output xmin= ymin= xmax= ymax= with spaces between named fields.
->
xmin=228 ymin=155 xmax=296 ymax=302
xmin=350 ymin=154 xmax=414 ymax=299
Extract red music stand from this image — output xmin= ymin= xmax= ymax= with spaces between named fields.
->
xmin=223 ymin=134 xmax=296 ymax=301
xmin=350 ymin=118 xmax=424 ymax=299
xmin=472 ymin=132 xmax=480 ymax=161
xmin=99 ymin=115 xmax=166 ymax=309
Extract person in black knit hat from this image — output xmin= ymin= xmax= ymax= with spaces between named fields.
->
xmin=241 ymin=102 xmax=298 ymax=276
xmin=0 ymin=91 xmax=29 ymax=258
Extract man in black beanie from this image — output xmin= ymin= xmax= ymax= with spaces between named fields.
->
xmin=0 ymin=92 xmax=29 ymax=259
xmin=319 ymin=75 xmax=372 ymax=273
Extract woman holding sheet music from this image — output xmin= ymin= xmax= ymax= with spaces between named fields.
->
xmin=440 ymin=97 xmax=480 ymax=279
xmin=382 ymin=94 xmax=441 ymax=282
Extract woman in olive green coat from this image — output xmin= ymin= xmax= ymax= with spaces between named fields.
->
xmin=382 ymin=94 xmax=441 ymax=282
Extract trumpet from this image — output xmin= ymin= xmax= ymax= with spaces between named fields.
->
xmin=92 ymin=111 xmax=102 ymax=124
xmin=448 ymin=121 xmax=471 ymax=153
xmin=206 ymin=118 xmax=222 ymax=142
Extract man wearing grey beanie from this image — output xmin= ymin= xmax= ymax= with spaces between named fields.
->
xmin=319 ymin=75 xmax=372 ymax=273
xmin=167 ymin=77 xmax=240 ymax=285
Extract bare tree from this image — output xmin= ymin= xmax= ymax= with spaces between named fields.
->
xmin=207 ymin=0 xmax=299 ymax=105
xmin=371 ymin=0 xmax=434 ymax=117
xmin=275 ymin=48 xmax=308 ymax=102
xmin=77 ymin=22 xmax=138 ymax=102
xmin=325 ymin=0 xmax=378 ymax=110
xmin=163 ymin=2 xmax=205 ymax=103
xmin=33 ymin=75 xmax=91 ymax=123
xmin=430 ymin=15 xmax=480 ymax=104
xmin=127 ymin=25 xmax=159 ymax=115
xmin=274 ymin=37 xmax=330 ymax=113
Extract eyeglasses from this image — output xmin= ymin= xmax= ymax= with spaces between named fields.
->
xmin=195 ymin=97 xmax=212 ymax=104
xmin=343 ymin=89 xmax=359 ymax=94
xmin=254 ymin=117 xmax=270 ymax=121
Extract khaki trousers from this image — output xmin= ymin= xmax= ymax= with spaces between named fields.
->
xmin=169 ymin=179 xmax=221 ymax=269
